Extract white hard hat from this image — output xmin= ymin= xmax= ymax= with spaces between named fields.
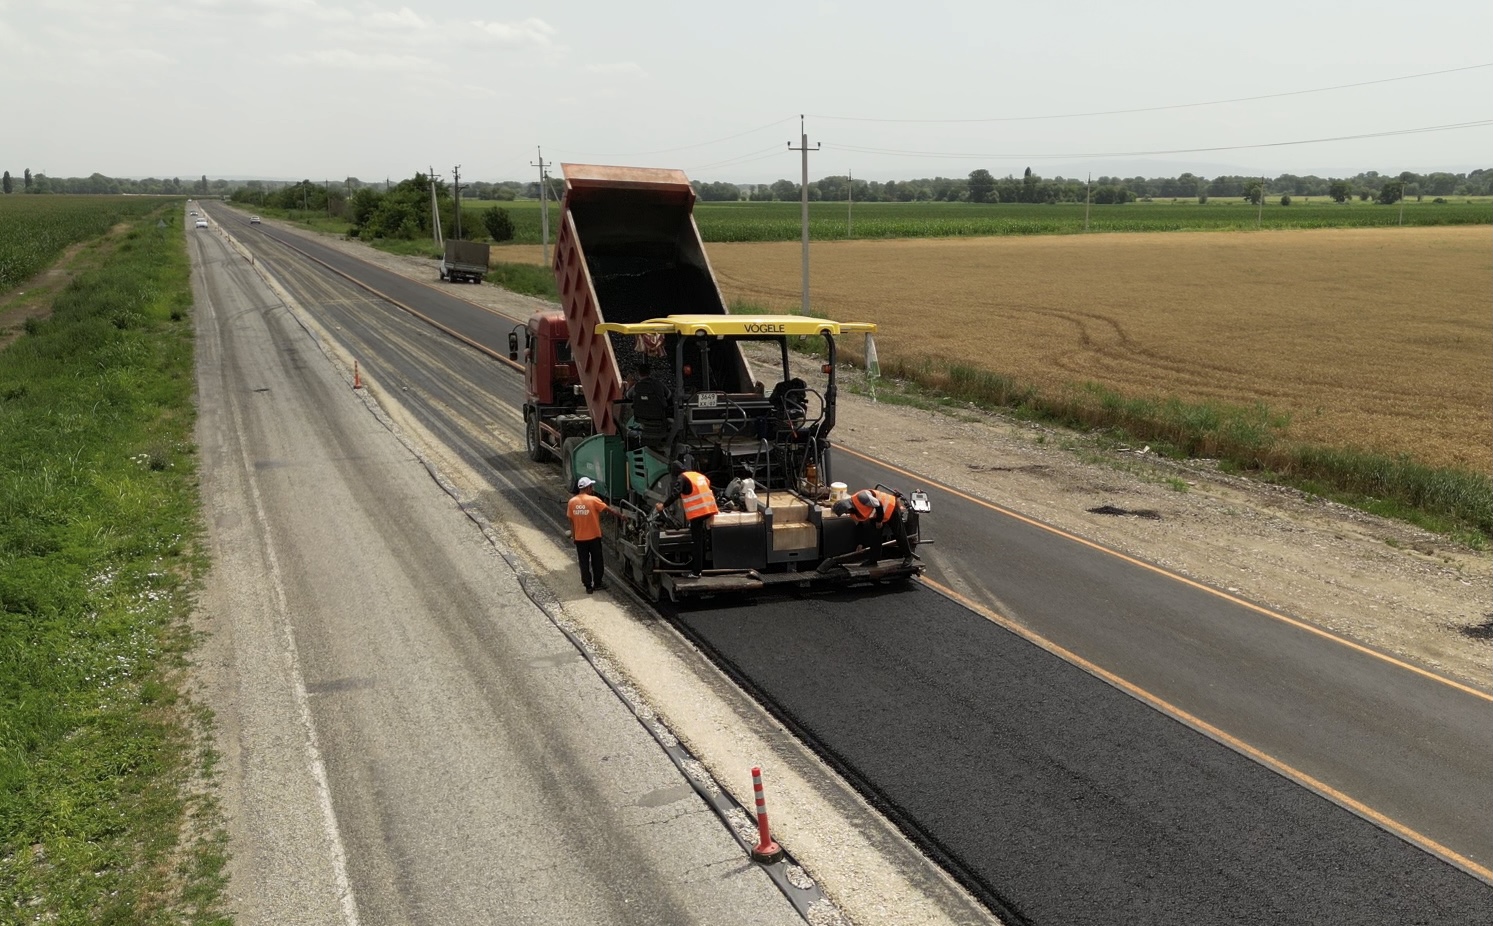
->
xmin=577 ymin=476 xmax=595 ymax=489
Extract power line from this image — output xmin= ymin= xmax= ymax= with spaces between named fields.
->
xmin=811 ymin=62 xmax=1493 ymax=125
xmin=823 ymin=119 xmax=1493 ymax=162
xmin=564 ymin=116 xmax=798 ymax=158
xmin=682 ymin=144 xmax=786 ymax=173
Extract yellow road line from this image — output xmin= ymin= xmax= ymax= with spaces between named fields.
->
xmin=838 ymin=443 xmax=1490 ymax=702
xmin=922 ymin=575 xmax=1493 ymax=884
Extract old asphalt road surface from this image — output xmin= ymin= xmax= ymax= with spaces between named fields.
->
xmin=199 ymin=203 xmax=1492 ymax=925
xmin=188 ymin=218 xmax=806 ymax=925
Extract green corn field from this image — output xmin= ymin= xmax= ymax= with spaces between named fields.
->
xmin=466 ymin=197 xmax=1491 ymax=247
xmin=0 ymin=196 xmax=169 ymax=290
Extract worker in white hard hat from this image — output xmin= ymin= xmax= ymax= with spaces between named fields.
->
xmin=832 ymin=488 xmax=913 ymax=566
xmin=566 ymin=476 xmax=612 ymax=593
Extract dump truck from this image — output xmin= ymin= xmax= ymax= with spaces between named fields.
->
xmin=439 ymin=239 xmax=489 ymax=283
xmin=509 ymin=163 xmax=927 ymax=600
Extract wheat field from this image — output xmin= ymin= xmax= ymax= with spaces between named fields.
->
xmin=496 ymin=227 xmax=1490 ymax=472
xmin=701 ymin=227 xmax=1491 ymax=473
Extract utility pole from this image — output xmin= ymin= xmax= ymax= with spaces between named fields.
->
xmin=532 ymin=147 xmax=552 ymax=266
xmin=428 ymin=166 xmax=444 ymax=249
xmin=453 ymin=164 xmax=462 ymax=239
xmin=1257 ymin=174 xmax=1265 ymax=227
xmin=1085 ymin=174 xmax=1091 ymax=232
xmin=787 ymin=115 xmax=819 ymax=315
xmin=847 ymin=168 xmax=853 ymax=236
xmin=325 ymin=179 xmax=330 ymax=218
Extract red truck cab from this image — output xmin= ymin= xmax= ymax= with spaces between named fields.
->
xmin=513 ymin=311 xmax=580 ymax=406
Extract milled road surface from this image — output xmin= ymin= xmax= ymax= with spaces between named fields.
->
xmin=198 ymin=203 xmax=1493 ymax=924
xmin=188 ymin=219 xmax=806 ymax=926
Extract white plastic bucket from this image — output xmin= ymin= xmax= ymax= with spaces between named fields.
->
xmin=829 ymin=482 xmax=849 ymax=503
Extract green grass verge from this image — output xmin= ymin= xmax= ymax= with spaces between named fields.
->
xmin=486 ymin=261 xmax=558 ymax=300
xmin=879 ymin=356 xmax=1492 ymax=542
xmin=0 ymin=208 xmax=228 ymax=923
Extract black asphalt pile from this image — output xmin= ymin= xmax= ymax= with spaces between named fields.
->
xmin=674 ymin=586 xmax=1491 ymax=926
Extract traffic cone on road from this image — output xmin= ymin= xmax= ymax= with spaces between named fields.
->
xmin=353 ymin=361 xmax=362 ymax=390
xmin=750 ymin=766 xmax=784 ymax=864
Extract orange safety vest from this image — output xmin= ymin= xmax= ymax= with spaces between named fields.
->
xmin=680 ymin=471 xmax=719 ymax=521
xmin=567 ymin=493 xmax=608 ymax=541
xmin=850 ymin=490 xmax=897 ymax=524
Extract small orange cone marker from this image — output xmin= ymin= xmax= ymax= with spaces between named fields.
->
xmin=750 ymin=766 xmax=784 ymax=864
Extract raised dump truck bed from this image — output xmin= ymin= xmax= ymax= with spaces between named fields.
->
xmin=553 ymin=163 xmax=750 ymax=437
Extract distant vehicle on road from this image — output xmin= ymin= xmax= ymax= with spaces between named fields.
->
xmin=250 ymin=215 xmax=261 ymax=224
xmin=195 ymin=219 xmax=209 ymax=229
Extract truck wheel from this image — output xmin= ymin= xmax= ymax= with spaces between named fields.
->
xmin=526 ymin=414 xmax=549 ymax=463
xmin=560 ymin=436 xmax=583 ymax=489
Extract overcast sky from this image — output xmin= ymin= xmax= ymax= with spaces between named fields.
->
xmin=4 ymin=1 xmax=1490 ymax=185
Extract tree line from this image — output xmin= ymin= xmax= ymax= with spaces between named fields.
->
xmin=228 ymin=173 xmax=521 ymax=243
xmin=8 ymin=166 xmax=1489 ymax=207
xmin=0 ymin=170 xmax=223 ymax=195
xmin=695 ymin=167 xmax=1493 ymax=204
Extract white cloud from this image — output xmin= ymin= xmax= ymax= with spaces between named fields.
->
xmin=249 ymin=0 xmax=354 ymax=21
xmin=585 ymin=61 xmax=645 ymax=78
xmin=244 ymin=0 xmax=354 ymax=29
xmin=282 ymin=48 xmax=440 ymax=73
xmin=114 ymin=47 xmax=175 ymax=66
xmin=365 ymin=6 xmax=427 ymax=29
xmin=472 ymin=17 xmax=555 ymax=46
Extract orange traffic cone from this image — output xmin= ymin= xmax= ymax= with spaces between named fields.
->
xmin=750 ymin=766 xmax=784 ymax=864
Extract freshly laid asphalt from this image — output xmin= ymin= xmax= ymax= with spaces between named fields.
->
xmin=674 ymin=586 xmax=1488 ymax=925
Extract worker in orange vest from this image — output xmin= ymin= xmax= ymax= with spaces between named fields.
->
xmin=567 ymin=476 xmax=612 ymax=593
xmin=655 ymin=461 xmax=717 ymax=577
xmin=833 ymin=488 xmax=913 ymax=566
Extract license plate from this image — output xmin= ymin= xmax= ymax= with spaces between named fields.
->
xmin=696 ymin=392 xmax=720 ymax=408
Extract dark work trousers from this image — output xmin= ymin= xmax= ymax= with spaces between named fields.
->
xmin=688 ymin=516 xmax=710 ymax=575
xmin=857 ymin=512 xmax=912 ymax=563
xmin=575 ymin=537 xmax=605 ymax=590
